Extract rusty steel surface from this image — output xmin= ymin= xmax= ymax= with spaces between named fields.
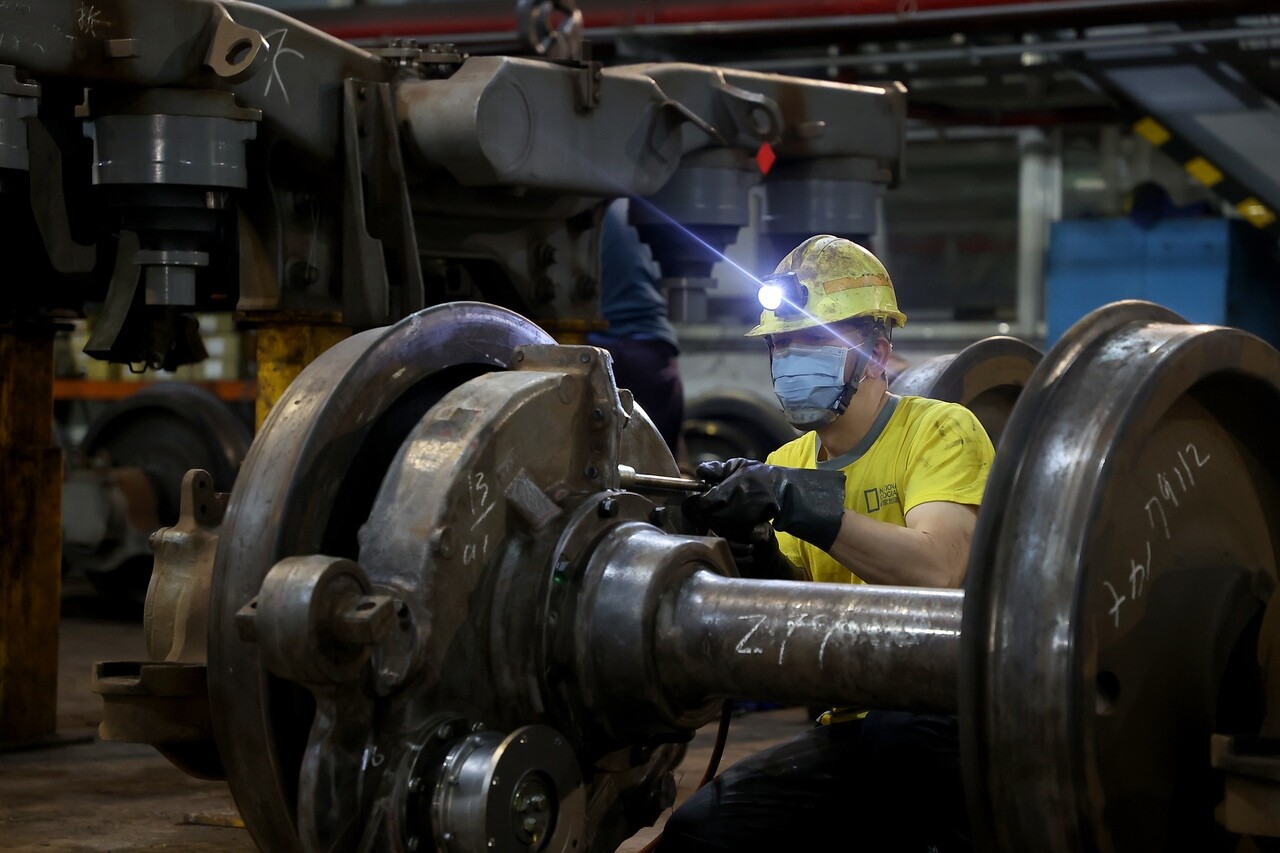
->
xmin=0 ymin=332 xmax=62 ymax=744
xmin=961 ymin=301 xmax=1280 ymax=852
xmin=208 ymin=303 xmax=554 ymax=852
xmin=331 ymin=342 xmax=711 ymax=851
xmin=86 ymin=303 xmax=1280 ymax=852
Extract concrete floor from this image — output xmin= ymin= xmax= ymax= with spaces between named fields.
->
xmin=0 ymin=587 xmax=807 ymax=852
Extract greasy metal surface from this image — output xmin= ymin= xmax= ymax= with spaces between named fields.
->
xmin=573 ymin=524 xmax=735 ymax=740
xmin=0 ymin=0 xmax=905 ymax=348
xmin=658 ymin=571 xmax=964 ymax=713
xmin=208 ymin=303 xmax=553 ymax=853
xmin=431 ymin=725 xmax=586 ymax=853
xmin=891 ymin=335 xmax=1042 ymax=444
xmin=962 ymin=301 xmax=1280 ymax=852
xmin=535 ymin=488 xmax=703 ymax=843
xmin=324 ymin=341 xmax=689 ymax=851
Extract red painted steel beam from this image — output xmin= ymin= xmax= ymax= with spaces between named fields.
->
xmin=300 ymin=0 xmax=1267 ymax=42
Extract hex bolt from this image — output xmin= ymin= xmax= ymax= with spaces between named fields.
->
xmin=598 ymin=498 xmax=618 ymax=518
xmin=511 ymin=775 xmax=554 ymax=845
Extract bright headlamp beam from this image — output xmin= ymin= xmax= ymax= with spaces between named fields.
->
xmin=615 ymin=193 xmax=767 ymax=288
xmin=758 ymin=284 xmax=783 ymax=311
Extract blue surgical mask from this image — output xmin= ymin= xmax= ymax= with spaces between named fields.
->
xmin=771 ymin=344 xmax=862 ymax=429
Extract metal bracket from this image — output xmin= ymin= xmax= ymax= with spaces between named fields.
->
xmin=203 ymin=3 xmax=268 ymax=84
xmin=145 ymin=469 xmax=227 ymax=663
xmin=1212 ymin=734 xmax=1280 ymax=837
xmin=340 ymin=79 xmax=425 ymax=327
xmin=711 ymin=78 xmax=784 ymax=147
xmin=517 ymin=0 xmax=584 ymax=61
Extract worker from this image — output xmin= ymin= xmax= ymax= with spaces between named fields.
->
xmin=590 ymin=198 xmax=684 ymax=456
xmin=657 ymin=235 xmax=994 ymax=852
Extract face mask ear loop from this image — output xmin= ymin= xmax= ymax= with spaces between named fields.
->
xmin=832 ymin=349 xmax=869 ymax=416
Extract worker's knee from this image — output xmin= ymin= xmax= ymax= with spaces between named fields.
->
xmin=654 ymin=788 xmax=734 ymax=853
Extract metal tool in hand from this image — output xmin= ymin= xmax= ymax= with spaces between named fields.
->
xmin=617 ymin=465 xmax=774 ymax=542
xmin=616 ymin=464 xmax=707 ymax=493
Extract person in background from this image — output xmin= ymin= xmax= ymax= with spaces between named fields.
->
xmin=590 ymin=198 xmax=684 ymax=457
xmin=657 ymin=235 xmax=995 ymax=852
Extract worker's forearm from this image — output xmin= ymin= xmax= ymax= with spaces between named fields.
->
xmin=825 ymin=510 xmax=965 ymax=588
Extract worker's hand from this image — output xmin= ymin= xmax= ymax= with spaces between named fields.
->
xmin=727 ymin=528 xmax=811 ymax=582
xmin=684 ymin=458 xmax=847 ymax=551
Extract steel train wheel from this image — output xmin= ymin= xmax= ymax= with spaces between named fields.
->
xmin=962 ymin=302 xmax=1280 ymax=852
xmin=81 ymin=382 xmax=250 ymax=495
xmin=76 ymin=382 xmax=251 ymax=599
xmin=208 ymin=304 xmax=556 ymax=852
xmin=891 ymin=336 xmax=1042 ymax=444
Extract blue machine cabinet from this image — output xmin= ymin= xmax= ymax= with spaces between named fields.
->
xmin=1046 ymin=218 xmax=1280 ymax=347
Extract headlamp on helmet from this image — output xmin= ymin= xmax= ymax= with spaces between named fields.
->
xmin=757 ymin=272 xmax=807 ymax=319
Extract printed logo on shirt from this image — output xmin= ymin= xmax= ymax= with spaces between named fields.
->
xmin=863 ymin=483 xmax=900 ymax=513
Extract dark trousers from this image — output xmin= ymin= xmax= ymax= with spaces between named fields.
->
xmin=657 ymin=712 xmax=971 ymax=852
xmin=598 ymin=337 xmax=684 ymax=457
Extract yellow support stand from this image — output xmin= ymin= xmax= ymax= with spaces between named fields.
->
xmin=254 ymin=324 xmax=351 ymax=428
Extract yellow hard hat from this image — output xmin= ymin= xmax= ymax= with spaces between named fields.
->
xmin=746 ymin=235 xmax=907 ymax=337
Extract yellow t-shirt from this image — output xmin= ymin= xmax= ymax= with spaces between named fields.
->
xmin=766 ymin=395 xmax=994 ymax=584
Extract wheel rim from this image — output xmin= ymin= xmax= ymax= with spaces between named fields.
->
xmin=962 ymin=301 xmax=1280 ymax=852
xmin=207 ymin=303 xmax=553 ymax=852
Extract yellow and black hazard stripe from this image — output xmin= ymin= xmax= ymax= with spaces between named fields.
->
xmin=1132 ymin=114 xmax=1279 ymax=237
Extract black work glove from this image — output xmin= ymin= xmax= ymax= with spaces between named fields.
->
xmin=728 ymin=527 xmax=811 ymax=582
xmin=684 ymin=458 xmax=847 ymax=552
